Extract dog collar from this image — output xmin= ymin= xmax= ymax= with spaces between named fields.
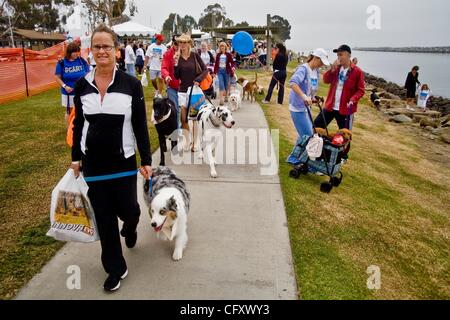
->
xmin=153 ymin=109 xmax=172 ymax=125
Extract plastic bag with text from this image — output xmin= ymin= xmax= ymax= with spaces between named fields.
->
xmin=47 ymin=169 xmax=99 ymax=242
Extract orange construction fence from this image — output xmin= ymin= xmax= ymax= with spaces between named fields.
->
xmin=0 ymin=41 xmax=67 ymax=105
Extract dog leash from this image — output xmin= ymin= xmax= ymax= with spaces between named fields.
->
xmin=144 ymin=176 xmax=153 ymax=195
xmin=84 ymin=170 xmax=139 ymax=183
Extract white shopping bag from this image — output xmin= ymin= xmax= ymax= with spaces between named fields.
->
xmin=47 ymin=169 xmax=99 ymax=243
xmin=306 ymin=134 xmax=324 ymax=161
xmin=141 ymin=72 xmax=148 ymax=87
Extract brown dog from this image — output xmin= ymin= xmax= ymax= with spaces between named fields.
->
xmin=315 ymin=128 xmax=353 ymax=141
xmin=237 ymin=73 xmax=258 ymax=103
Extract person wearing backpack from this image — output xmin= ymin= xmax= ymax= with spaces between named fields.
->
xmin=55 ymin=42 xmax=90 ymax=126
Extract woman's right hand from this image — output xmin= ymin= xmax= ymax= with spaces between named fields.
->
xmin=303 ymin=95 xmax=313 ymax=106
xmin=71 ymin=162 xmax=81 ymax=178
xmin=65 ymin=86 xmax=74 ymax=94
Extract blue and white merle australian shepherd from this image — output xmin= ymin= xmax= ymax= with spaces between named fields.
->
xmin=143 ymin=166 xmax=190 ymax=261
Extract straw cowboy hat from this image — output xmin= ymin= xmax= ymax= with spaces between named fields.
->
xmin=176 ymin=33 xmax=193 ymax=46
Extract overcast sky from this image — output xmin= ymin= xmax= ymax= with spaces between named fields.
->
xmin=130 ymin=0 xmax=450 ymax=51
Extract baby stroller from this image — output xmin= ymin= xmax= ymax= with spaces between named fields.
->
xmin=287 ymin=97 xmax=351 ymax=193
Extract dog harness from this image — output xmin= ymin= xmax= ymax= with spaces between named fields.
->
xmin=151 ymin=108 xmax=172 ymax=125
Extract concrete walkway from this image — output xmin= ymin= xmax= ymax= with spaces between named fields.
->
xmin=16 ymin=100 xmax=297 ymax=300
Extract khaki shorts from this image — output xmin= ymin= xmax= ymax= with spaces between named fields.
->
xmin=178 ymin=92 xmax=188 ymax=108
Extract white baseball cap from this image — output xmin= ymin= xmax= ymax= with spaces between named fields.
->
xmin=312 ymin=48 xmax=330 ymax=66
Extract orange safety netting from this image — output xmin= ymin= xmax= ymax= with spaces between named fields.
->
xmin=0 ymin=42 xmax=67 ymax=104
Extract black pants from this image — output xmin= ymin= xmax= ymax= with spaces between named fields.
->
xmin=313 ymin=109 xmax=353 ymax=130
xmin=84 ymin=156 xmax=140 ymax=277
xmin=265 ymin=70 xmax=287 ymax=104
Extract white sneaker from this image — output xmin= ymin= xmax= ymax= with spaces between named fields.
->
xmin=261 ymin=100 xmax=270 ymax=104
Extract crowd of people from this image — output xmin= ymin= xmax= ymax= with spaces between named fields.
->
xmin=53 ymin=21 xmax=434 ymax=292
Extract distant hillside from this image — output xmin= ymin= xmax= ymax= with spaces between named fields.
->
xmin=354 ymin=47 xmax=450 ymax=54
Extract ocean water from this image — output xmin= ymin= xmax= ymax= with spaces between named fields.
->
xmin=352 ymin=50 xmax=450 ymax=98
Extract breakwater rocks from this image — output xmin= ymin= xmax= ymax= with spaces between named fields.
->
xmin=364 ymin=73 xmax=450 ymax=115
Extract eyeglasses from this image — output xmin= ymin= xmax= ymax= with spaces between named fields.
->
xmin=92 ymin=45 xmax=115 ymax=52
xmin=178 ymin=41 xmax=189 ymax=44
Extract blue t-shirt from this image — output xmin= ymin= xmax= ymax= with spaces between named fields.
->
xmin=55 ymin=58 xmax=89 ymax=95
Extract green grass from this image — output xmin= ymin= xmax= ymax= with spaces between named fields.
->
xmin=239 ymin=62 xmax=450 ymax=300
xmin=0 ymin=80 xmax=159 ymax=299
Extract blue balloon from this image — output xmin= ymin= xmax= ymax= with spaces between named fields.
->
xmin=232 ymin=31 xmax=254 ymax=55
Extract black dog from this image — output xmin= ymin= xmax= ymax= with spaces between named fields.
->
xmin=153 ymin=97 xmax=178 ymax=166
xmin=370 ymin=89 xmax=381 ymax=110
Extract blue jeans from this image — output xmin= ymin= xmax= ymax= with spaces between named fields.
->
xmin=289 ymin=110 xmax=317 ymax=173
xmin=290 ymin=110 xmax=313 ymax=138
xmin=218 ymin=68 xmax=229 ymax=91
xmin=126 ymin=63 xmax=135 ymax=76
xmin=167 ymin=87 xmax=181 ymax=128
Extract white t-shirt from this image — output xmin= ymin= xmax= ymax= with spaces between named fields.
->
xmin=125 ymin=45 xmax=136 ymax=64
xmin=136 ymin=48 xmax=145 ymax=58
xmin=200 ymin=51 xmax=211 ymax=66
xmin=334 ymin=66 xmax=349 ymax=111
xmin=146 ymin=43 xmax=167 ymax=71
xmin=219 ymin=54 xmax=227 ymax=69
xmin=306 ymin=64 xmax=320 ymax=98
xmin=417 ymin=89 xmax=431 ymax=108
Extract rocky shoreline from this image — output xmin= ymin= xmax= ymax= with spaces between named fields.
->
xmin=355 ymin=47 xmax=450 ymax=54
xmin=364 ymin=73 xmax=450 ymax=115
xmin=363 ymin=73 xmax=450 ymax=144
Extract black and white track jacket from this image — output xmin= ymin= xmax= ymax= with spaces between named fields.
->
xmin=72 ymin=68 xmax=152 ymax=167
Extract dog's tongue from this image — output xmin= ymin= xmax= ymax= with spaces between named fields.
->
xmin=154 ymin=225 xmax=163 ymax=232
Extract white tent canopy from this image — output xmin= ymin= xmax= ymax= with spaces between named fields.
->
xmin=112 ymin=21 xmax=157 ymax=37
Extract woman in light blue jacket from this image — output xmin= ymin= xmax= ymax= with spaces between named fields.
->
xmin=289 ymin=48 xmax=330 ymax=138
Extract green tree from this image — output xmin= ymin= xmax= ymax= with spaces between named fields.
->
xmin=198 ymin=3 xmax=232 ymax=29
xmin=181 ymin=15 xmax=198 ymax=32
xmin=271 ymin=15 xmax=291 ymax=42
xmin=223 ymin=18 xmax=234 ymax=27
xmin=161 ymin=13 xmax=182 ymax=39
xmin=235 ymin=21 xmax=249 ymax=27
xmin=0 ymin=0 xmax=75 ymax=33
xmin=81 ymin=0 xmax=136 ymax=26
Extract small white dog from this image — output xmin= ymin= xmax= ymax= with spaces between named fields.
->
xmin=144 ymin=167 xmax=190 ymax=261
xmin=229 ymin=91 xmax=242 ymax=111
xmin=196 ymin=104 xmax=235 ymax=178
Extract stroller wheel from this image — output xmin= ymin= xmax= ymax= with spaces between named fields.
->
xmin=298 ymin=163 xmax=309 ymax=175
xmin=331 ymin=172 xmax=343 ymax=187
xmin=289 ymin=168 xmax=301 ymax=179
xmin=320 ymin=182 xmax=333 ymax=193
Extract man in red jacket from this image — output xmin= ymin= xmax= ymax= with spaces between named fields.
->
xmin=161 ymin=35 xmax=181 ymax=128
xmin=314 ymin=44 xmax=365 ymax=131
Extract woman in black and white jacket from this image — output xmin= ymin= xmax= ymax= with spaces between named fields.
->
xmin=71 ymin=24 xmax=152 ymax=292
